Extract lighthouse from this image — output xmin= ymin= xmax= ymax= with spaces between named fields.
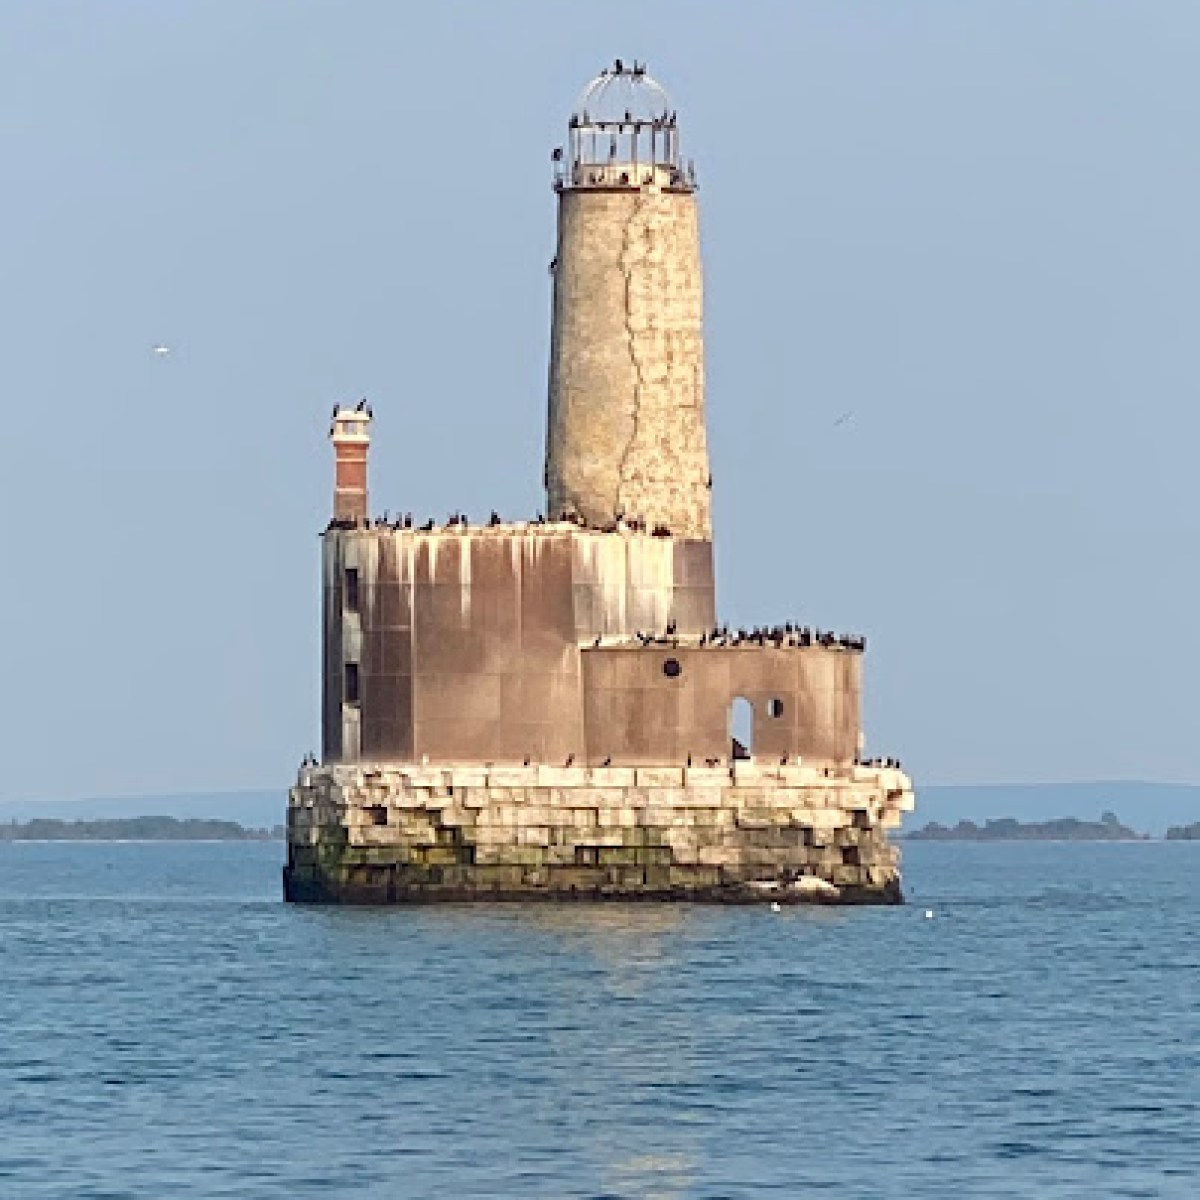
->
xmin=545 ymin=61 xmax=712 ymax=542
xmin=287 ymin=62 xmax=915 ymax=906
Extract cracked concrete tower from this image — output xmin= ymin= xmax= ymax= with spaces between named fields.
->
xmin=546 ymin=61 xmax=711 ymax=541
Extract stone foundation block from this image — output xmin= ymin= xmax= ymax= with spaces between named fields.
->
xmin=635 ymin=767 xmax=685 ymax=787
xmin=285 ymin=763 xmax=912 ymax=905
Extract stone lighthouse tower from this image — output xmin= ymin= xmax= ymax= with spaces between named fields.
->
xmin=285 ymin=62 xmax=916 ymax=907
xmin=545 ymin=61 xmax=711 ymax=541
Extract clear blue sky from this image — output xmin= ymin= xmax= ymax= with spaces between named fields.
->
xmin=2 ymin=1 xmax=1197 ymax=802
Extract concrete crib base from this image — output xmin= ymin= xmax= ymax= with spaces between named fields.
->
xmin=282 ymin=869 xmax=903 ymax=906
xmin=285 ymin=761 xmax=914 ymax=907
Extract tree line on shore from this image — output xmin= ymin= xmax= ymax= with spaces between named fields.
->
xmin=907 ymin=811 xmax=1200 ymax=842
xmin=4 ymin=812 xmax=1199 ymax=844
xmin=0 ymin=816 xmax=283 ymax=842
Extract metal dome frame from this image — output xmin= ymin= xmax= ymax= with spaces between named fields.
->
xmin=553 ymin=60 xmax=695 ymax=193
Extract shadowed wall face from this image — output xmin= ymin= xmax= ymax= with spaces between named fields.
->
xmin=580 ymin=646 xmax=861 ymax=766
xmin=545 ymin=188 xmax=711 ymax=539
xmin=322 ymin=526 xmax=858 ymax=767
xmin=322 ymin=527 xmax=718 ymax=764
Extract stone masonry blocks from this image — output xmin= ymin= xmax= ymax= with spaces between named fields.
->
xmin=284 ymin=762 xmax=913 ymax=904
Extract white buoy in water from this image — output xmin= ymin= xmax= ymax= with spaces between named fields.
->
xmin=770 ymin=902 xmax=782 ymax=913
xmin=924 ymin=909 xmax=935 ymax=920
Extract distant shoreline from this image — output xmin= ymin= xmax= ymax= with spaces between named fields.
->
xmin=0 ymin=816 xmax=283 ymax=843
xmin=905 ymin=813 xmax=1200 ymax=842
xmin=4 ymin=812 xmax=1198 ymax=845
xmin=1 ymin=838 xmax=283 ymax=845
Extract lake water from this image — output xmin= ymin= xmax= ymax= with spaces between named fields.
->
xmin=1 ymin=841 xmax=1197 ymax=1198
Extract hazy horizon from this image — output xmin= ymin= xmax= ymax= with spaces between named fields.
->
xmin=4 ymin=1 xmax=1198 ymax=802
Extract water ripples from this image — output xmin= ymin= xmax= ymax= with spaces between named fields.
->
xmin=1 ymin=841 xmax=1198 ymax=1196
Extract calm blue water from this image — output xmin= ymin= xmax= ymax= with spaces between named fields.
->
xmin=1 ymin=842 xmax=1198 ymax=1198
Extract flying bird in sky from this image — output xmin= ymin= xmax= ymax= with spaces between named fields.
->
xmin=832 ymin=410 xmax=854 ymax=428
xmin=151 ymin=344 xmax=172 ymax=357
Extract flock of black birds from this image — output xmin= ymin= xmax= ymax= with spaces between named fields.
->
xmin=300 ymin=750 xmax=901 ymax=771
xmin=324 ymin=510 xmax=675 ymax=537
xmin=600 ymin=623 xmax=867 ymax=652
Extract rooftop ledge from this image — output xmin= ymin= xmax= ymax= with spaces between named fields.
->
xmin=587 ymin=631 xmax=865 ymax=653
xmin=323 ymin=516 xmax=689 ymax=539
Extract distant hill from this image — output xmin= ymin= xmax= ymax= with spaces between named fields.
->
xmin=0 ymin=816 xmax=281 ymax=842
xmin=0 ymin=790 xmax=283 ymax=829
xmin=907 ymin=813 xmax=1145 ymax=842
xmin=914 ymin=781 xmax=1200 ymax=838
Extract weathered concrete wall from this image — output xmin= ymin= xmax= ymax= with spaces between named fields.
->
xmin=322 ymin=524 xmax=717 ymax=765
xmin=546 ymin=188 xmax=711 ymax=539
xmin=581 ymin=644 xmax=861 ymax=766
xmin=285 ymin=761 xmax=913 ymax=904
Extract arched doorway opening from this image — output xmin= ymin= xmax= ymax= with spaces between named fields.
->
xmin=730 ymin=696 xmax=754 ymax=760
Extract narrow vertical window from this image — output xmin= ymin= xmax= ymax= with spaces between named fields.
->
xmin=344 ymin=568 xmax=360 ymax=612
xmin=344 ymin=663 xmax=360 ymax=705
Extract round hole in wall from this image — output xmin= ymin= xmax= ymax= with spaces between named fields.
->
xmin=663 ymin=657 xmax=682 ymax=679
xmin=767 ymin=697 xmax=785 ymax=719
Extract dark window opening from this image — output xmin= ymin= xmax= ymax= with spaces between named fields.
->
xmin=663 ymin=657 xmax=682 ymax=678
xmin=367 ymin=805 xmax=388 ymax=827
xmin=767 ymin=697 xmax=785 ymax=719
xmin=344 ymin=662 xmax=360 ymax=705
xmin=344 ymin=568 xmax=360 ymax=612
